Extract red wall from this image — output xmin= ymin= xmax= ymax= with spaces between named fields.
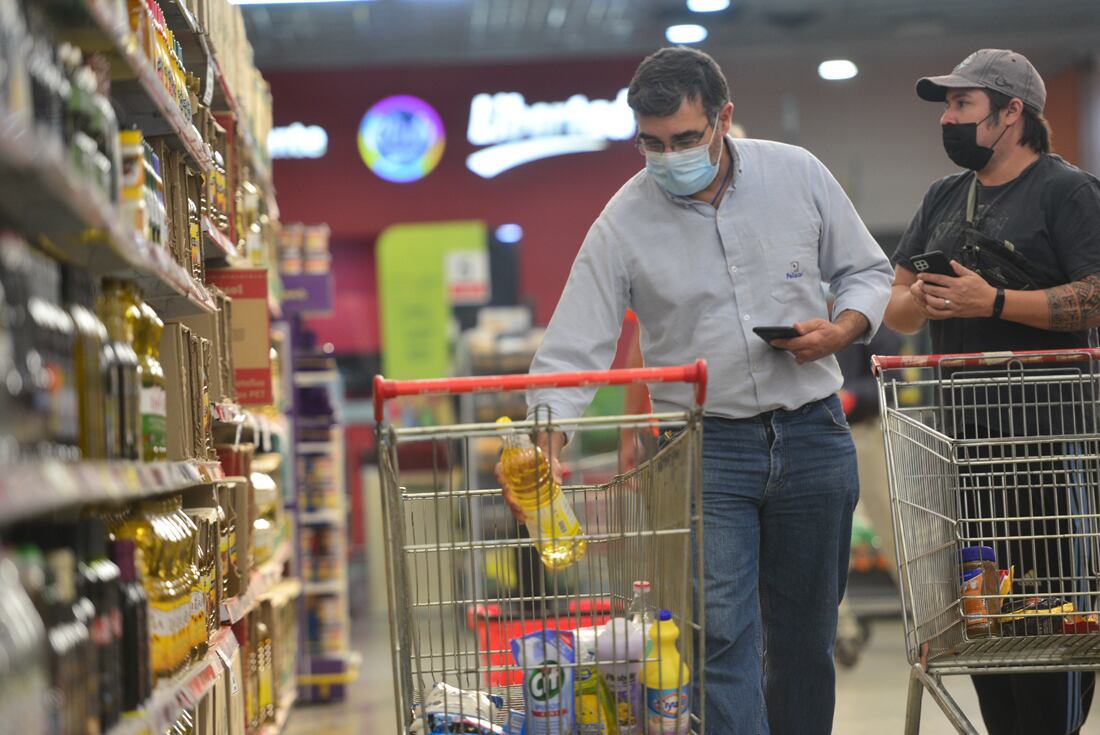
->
xmin=267 ymin=56 xmax=645 ymax=349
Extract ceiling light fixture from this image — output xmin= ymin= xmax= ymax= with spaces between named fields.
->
xmin=687 ymin=0 xmax=730 ymax=12
xmin=665 ymin=24 xmax=708 ymax=44
xmin=818 ymin=59 xmax=858 ymax=81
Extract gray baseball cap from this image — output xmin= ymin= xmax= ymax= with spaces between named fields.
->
xmin=916 ymin=49 xmax=1046 ymax=112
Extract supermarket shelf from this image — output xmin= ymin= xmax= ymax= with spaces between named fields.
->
xmin=82 ymin=0 xmax=213 ymax=175
xmin=294 ymin=371 xmax=339 ymax=388
xmin=137 ymin=628 xmax=239 ymax=735
xmin=0 ymin=112 xmax=216 ymax=317
xmin=202 ymin=216 xmax=240 ymax=259
xmin=257 ymin=689 xmax=298 ymax=735
xmin=0 ymin=459 xmax=223 ymax=526
xmin=303 ymin=580 xmax=347 ymax=596
xmin=220 ymin=541 xmax=293 ymax=624
xmin=299 ymin=509 xmax=346 ymax=526
xmin=297 ymin=442 xmax=335 ymax=455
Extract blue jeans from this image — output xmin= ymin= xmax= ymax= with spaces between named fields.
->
xmin=700 ymin=395 xmax=858 ymax=735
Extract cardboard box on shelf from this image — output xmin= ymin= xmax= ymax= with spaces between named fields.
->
xmin=206 ymin=268 xmax=271 ymax=405
xmin=220 ymin=476 xmax=252 ymax=600
xmin=179 ymin=288 xmax=235 ymax=405
xmin=160 ymin=322 xmax=195 ymax=459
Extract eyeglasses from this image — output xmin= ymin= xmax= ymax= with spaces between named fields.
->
xmin=634 ymin=123 xmax=713 ymax=155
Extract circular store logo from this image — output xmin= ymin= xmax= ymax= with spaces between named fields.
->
xmin=358 ymin=95 xmax=445 ymax=183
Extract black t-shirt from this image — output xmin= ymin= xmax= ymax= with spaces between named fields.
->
xmin=893 ymin=153 xmax=1100 ymax=354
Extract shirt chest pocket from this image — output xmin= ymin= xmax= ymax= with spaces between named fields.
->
xmin=767 ymin=228 xmax=821 ymax=303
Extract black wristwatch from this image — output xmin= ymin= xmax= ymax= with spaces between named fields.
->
xmin=991 ymin=288 xmax=1006 ymax=319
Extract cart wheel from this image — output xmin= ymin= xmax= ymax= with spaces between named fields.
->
xmin=835 ymin=638 xmax=862 ymax=669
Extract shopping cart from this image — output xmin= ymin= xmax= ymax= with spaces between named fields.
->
xmin=373 ymin=363 xmax=708 ymax=734
xmin=874 ymin=348 xmax=1100 ymax=734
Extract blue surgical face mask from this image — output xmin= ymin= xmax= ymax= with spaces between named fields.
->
xmin=645 ymin=117 xmax=721 ymax=196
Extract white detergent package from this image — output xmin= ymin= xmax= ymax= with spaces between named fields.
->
xmin=409 ymin=682 xmax=505 ymax=734
xmin=511 ymin=629 xmax=575 ymax=734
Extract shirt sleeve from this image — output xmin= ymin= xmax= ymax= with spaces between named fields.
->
xmin=526 ymin=216 xmax=630 ymax=422
xmin=1051 ymin=179 xmax=1100 ymax=282
xmin=809 ymin=154 xmax=894 ymax=343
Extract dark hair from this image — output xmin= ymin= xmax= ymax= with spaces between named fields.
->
xmin=628 ymin=46 xmax=730 ymax=122
xmin=984 ymin=89 xmax=1051 ymax=154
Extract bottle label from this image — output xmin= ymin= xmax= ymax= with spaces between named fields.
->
xmin=141 ymin=386 xmax=167 ymax=455
xmin=535 ymin=494 xmax=583 ymax=541
xmin=645 ymin=685 xmax=689 ymax=734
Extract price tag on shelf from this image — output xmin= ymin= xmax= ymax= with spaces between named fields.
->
xmin=216 ymin=647 xmax=239 ymax=695
xmin=204 ymin=58 xmax=215 ymax=107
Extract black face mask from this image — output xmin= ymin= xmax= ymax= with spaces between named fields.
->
xmin=941 ymin=114 xmax=1010 ymax=171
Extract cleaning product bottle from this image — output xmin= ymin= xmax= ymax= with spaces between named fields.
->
xmin=643 ymin=610 xmax=690 ymax=735
xmin=575 ymin=627 xmax=618 ymax=735
xmin=596 ymin=618 xmax=645 ymax=734
xmin=496 ymin=416 xmax=586 ymax=570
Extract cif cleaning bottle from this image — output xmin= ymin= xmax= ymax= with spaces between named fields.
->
xmin=496 ymin=417 xmax=586 ymax=570
xmin=643 ymin=610 xmax=690 ymax=735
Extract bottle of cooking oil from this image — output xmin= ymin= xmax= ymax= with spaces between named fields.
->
xmin=185 ymin=508 xmax=218 ymax=646
xmin=169 ymin=496 xmax=206 ymax=660
xmin=496 ymin=417 xmax=586 ymax=570
xmin=135 ymin=302 xmax=167 ymax=461
xmin=112 ymin=500 xmax=172 ymax=680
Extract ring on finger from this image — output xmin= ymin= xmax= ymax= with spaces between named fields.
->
xmin=943 ymin=298 xmax=951 ymax=308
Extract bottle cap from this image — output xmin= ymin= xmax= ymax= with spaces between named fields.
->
xmin=658 ymin=609 xmax=672 ymax=621
xmin=959 ymin=546 xmax=997 ymax=564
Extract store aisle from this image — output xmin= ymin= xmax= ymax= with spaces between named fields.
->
xmin=288 ymin=616 xmax=1100 ymax=734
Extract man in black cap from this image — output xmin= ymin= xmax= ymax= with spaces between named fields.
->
xmin=884 ymin=49 xmax=1100 ymax=734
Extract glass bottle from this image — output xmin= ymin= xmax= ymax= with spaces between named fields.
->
xmin=135 ymin=301 xmax=167 ymax=461
xmin=98 ymin=279 xmax=141 ymax=460
xmin=64 ymin=267 xmax=109 ymax=459
xmin=0 ymin=552 xmax=48 ymax=735
xmin=111 ymin=538 xmax=152 ymax=713
xmin=78 ymin=519 xmax=122 ymax=731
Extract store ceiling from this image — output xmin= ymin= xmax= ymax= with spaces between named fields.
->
xmin=243 ymin=0 xmax=1100 ymax=71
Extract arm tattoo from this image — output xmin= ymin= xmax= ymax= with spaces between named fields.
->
xmin=1046 ymin=273 xmax=1100 ymax=331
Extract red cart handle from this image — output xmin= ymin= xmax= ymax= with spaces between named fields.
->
xmin=373 ymin=359 xmax=708 ymax=424
xmin=872 ymin=348 xmax=1100 ymax=374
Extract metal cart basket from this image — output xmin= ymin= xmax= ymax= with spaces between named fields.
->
xmin=373 ymin=363 xmax=708 ymax=734
xmin=874 ymin=348 xmax=1100 ymax=734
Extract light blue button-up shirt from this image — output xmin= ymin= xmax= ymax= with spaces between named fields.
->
xmin=527 ymin=137 xmax=893 ymax=421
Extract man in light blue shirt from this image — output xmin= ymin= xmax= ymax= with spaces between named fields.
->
xmin=522 ymin=47 xmax=892 ymax=733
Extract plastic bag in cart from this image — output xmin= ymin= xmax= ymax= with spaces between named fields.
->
xmin=410 ymin=682 xmax=506 ymax=734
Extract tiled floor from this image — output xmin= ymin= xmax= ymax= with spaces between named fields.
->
xmin=285 ymin=614 xmax=1100 ymax=734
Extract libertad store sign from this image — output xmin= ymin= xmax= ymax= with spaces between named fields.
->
xmin=465 ymin=88 xmax=636 ymax=178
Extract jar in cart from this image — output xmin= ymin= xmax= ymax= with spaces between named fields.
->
xmin=960 ymin=545 xmax=1000 ymax=636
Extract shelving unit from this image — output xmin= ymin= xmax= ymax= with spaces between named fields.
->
xmin=0 ymin=0 xmax=297 ymax=731
xmin=0 ymin=459 xmax=224 ymax=525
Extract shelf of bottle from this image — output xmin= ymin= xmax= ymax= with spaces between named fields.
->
xmin=202 ymin=216 xmax=240 ymax=259
xmin=83 ymin=0 xmax=213 ymax=176
xmin=0 ymin=110 xmax=216 ymax=317
xmin=0 ymin=458 xmax=223 ymax=526
xmin=103 ymin=626 xmax=238 ymax=735
xmin=220 ymin=541 xmax=293 ymax=625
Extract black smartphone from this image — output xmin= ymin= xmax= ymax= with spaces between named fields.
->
xmin=908 ymin=250 xmax=955 ymax=277
xmin=753 ymin=326 xmax=801 ymax=342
